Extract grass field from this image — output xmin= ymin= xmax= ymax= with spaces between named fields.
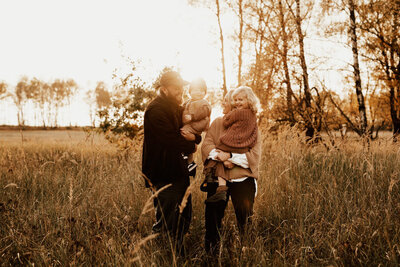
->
xmin=1 ymin=128 xmax=400 ymax=266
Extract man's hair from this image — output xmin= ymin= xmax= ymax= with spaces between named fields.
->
xmin=232 ymin=86 xmax=261 ymax=114
xmin=156 ymin=70 xmax=188 ymax=89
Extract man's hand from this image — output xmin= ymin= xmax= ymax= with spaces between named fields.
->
xmin=216 ymin=151 xmax=231 ymax=162
xmin=181 ymin=129 xmax=195 ymax=141
xmin=223 ymin=160 xmax=235 ymax=169
xmin=183 ymin=114 xmax=192 ymax=124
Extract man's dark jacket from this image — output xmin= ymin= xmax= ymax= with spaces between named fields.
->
xmin=142 ymin=94 xmax=199 ymax=188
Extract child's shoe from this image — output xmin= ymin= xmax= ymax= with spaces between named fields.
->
xmin=205 ymin=186 xmax=228 ymax=203
xmin=200 ymin=168 xmax=217 ymax=191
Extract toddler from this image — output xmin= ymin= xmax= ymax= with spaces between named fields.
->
xmin=181 ymin=78 xmax=212 ymax=174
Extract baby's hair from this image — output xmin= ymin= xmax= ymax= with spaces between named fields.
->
xmin=232 ymin=86 xmax=261 ymax=114
xmin=189 ymin=78 xmax=207 ymax=94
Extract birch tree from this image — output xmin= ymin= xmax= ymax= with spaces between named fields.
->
xmin=13 ymin=77 xmax=29 ymax=126
xmin=358 ymin=0 xmax=400 ymax=139
xmin=215 ymin=0 xmax=228 ymax=95
xmin=0 ymin=81 xmax=7 ymax=99
xmin=320 ymin=0 xmax=369 ymax=137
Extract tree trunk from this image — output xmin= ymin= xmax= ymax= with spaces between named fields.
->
xmin=54 ymin=104 xmax=59 ymax=127
xmin=41 ymin=107 xmax=46 ymax=128
xmin=237 ymin=0 xmax=244 ymax=86
xmin=216 ymin=0 xmax=227 ymax=96
xmin=20 ymin=105 xmax=24 ymax=126
xmin=391 ymin=5 xmax=400 ymax=140
xmin=383 ymin=44 xmax=400 ymax=140
xmin=295 ymin=0 xmax=314 ymax=139
xmin=252 ymin=2 xmax=264 ymax=96
xmin=17 ymin=108 xmax=21 ymax=126
xmin=390 ymin=85 xmax=400 ymax=140
xmin=279 ymin=0 xmax=294 ymax=125
xmin=391 ymin=58 xmax=400 ymax=140
xmin=348 ymin=0 xmax=368 ymax=136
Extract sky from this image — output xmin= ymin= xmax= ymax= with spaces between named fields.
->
xmin=0 ymin=0 xmax=238 ymax=125
xmin=0 ymin=0 xmax=350 ymax=126
xmin=0 ymin=0 xmax=237 ymax=85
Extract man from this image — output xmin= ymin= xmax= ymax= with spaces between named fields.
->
xmin=142 ymin=70 xmax=201 ymax=254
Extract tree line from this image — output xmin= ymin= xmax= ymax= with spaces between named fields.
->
xmin=188 ymin=0 xmax=399 ymax=140
xmin=0 ymin=77 xmax=112 ymax=128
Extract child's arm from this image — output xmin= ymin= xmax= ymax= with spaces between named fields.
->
xmin=228 ymin=153 xmax=249 ymax=168
xmin=190 ymin=102 xmax=211 ymax=121
xmin=223 ymin=160 xmax=235 ymax=169
xmin=183 ymin=114 xmax=192 ymax=124
xmin=181 ymin=129 xmax=195 ymax=141
xmin=201 ymin=119 xmax=219 ymax=162
xmin=226 ymin=134 xmax=260 ymax=170
xmin=191 ymin=116 xmax=210 ymax=133
xmin=182 ymin=103 xmax=192 ymax=124
xmin=181 ymin=128 xmax=202 ymax=144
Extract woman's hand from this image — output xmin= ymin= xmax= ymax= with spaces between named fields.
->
xmin=223 ymin=160 xmax=235 ymax=169
xmin=216 ymin=151 xmax=231 ymax=162
xmin=181 ymin=129 xmax=195 ymax=141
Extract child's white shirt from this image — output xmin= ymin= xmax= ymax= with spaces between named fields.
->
xmin=207 ymin=148 xmax=257 ymax=196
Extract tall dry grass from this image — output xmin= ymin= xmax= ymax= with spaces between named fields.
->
xmin=1 ymin=129 xmax=400 ymax=266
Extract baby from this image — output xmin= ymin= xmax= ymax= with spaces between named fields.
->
xmin=206 ymin=87 xmax=258 ymax=202
xmin=181 ymin=78 xmax=212 ymax=174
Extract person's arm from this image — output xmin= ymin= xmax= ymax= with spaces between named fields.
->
xmin=191 ymin=103 xmax=211 ymax=121
xmin=182 ymin=104 xmax=192 ymax=124
xmin=201 ymin=119 xmax=219 ymax=162
xmin=244 ymin=131 xmax=261 ymax=174
xmin=207 ymin=148 xmax=219 ymax=160
xmin=190 ymin=116 xmax=210 ymax=133
xmin=180 ymin=128 xmax=202 ymax=144
xmin=145 ymin=107 xmax=195 ymax=154
xmin=227 ymin=131 xmax=261 ymax=172
xmin=229 ymin=153 xmax=249 ymax=168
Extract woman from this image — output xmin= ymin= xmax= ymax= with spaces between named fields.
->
xmin=200 ymin=86 xmax=262 ymax=254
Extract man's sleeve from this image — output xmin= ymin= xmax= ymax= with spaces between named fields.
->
xmin=194 ymin=134 xmax=202 ymax=144
xmin=145 ymin=107 xmax=195 ymax=154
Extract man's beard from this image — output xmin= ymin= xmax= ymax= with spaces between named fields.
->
xmin=167 ymin=93 xmax=182 ymax=105
xmin=175 ymin=95 xmax=183 ymax=105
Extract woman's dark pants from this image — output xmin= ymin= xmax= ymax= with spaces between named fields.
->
xmin=204 ymin=177 xmax=256 ymax=254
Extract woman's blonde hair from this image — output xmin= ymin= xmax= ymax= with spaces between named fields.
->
xmin=224 ymin=89 xmax=235 ymax=107
xmin=232 ymin=86 xmax=261 ymax=114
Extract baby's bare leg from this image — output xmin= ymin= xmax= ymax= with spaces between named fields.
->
xmin=218 ymin=177 xmax=227 ymax=187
